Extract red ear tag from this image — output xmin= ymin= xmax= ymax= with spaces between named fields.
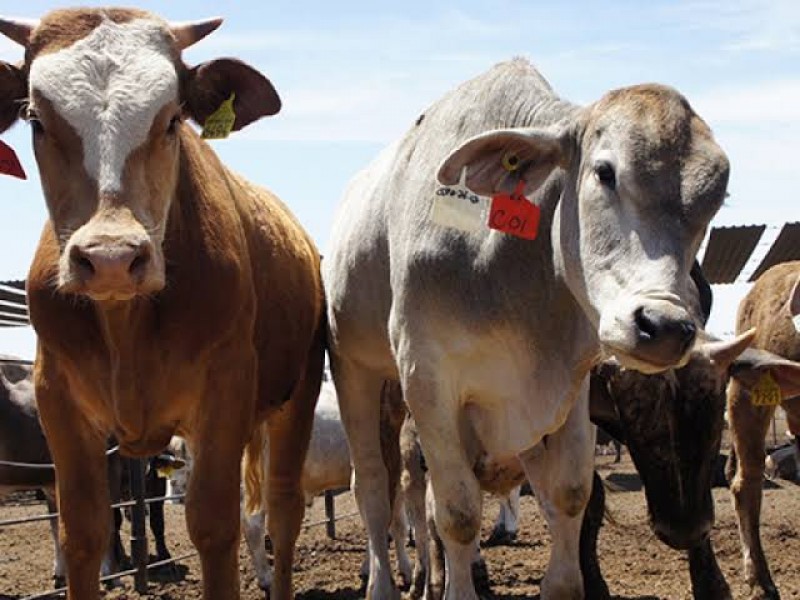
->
xmin=0 ymin=140 xmax=26 ymax=180
xmin=489 ymin=179 xmax=539 ymax=240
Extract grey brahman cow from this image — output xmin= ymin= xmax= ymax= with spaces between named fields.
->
xmin=324 ymin=58 xmax=729 ymax=599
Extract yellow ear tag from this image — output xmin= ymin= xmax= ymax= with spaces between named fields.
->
xmin=201 ymin=93 xmax=237 ymax=140
xmin=157 ymin=466 xmax=176 ymax=479
xmin=751 ymin=371 xmax=781 ymax=407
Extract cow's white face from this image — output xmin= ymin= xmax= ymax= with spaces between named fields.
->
xmin=566 ymin=87 xmax=727 ymax=372
xmin=28 ymin=16 xmax=181 ymax=301
xmin=438 ymin=85 xmax=729 ymax=373
xmin=0 ymin=8 xmax=281 ymax=303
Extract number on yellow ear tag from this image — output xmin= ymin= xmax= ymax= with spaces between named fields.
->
xmin=751 ymin=371 xmax=781 ymax=407
xmin=202 ymin=93 xmax=237 ymax=140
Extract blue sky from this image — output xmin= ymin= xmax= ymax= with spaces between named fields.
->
xmin=1 ymin=0 xmax=798 ymax=357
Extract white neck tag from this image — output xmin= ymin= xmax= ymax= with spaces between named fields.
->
xmin=430 ymin=167 xmax=489 ymax=233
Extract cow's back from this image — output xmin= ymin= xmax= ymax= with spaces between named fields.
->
xmin=738 ymin=261 xmax=800 ymax=361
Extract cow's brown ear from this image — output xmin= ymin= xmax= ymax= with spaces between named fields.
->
xmin=729 ymin=348 xmax=800 ymax=400
xmin=184 ymin=58 xmax=281 ymax=132
xmin=0 ymin=61 xmax=26 ymax=134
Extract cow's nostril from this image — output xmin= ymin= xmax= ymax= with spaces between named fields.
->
xmin=634 ymin=306 xmax=658 ymax=340
xmin=678 ymin=321 xmax=696 ymax=354
xmin=70 ymin=246 xmax=96 ymax=277
xmin=129 ymin=247 xmax=150 ymax=277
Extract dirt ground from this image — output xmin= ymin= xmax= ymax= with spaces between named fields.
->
xmin=1 ymin=454 xmax=798 ymax=600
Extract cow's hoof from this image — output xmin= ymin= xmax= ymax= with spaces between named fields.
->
xmin=484 ymin=525 xmax=517 ymax=547
xmin=398 ymin=568 xmax=413 ymax=591
xmin=257 ymin=577 xmax=273 ymax=592
xmin=691 ymin=577 xmax=731 ymax=599
xmin=584 ymin=574 xmax=610 ymax=600
xmin=541 ymin=579 xmax=583 ymax=600
xmin=151 ymin=561 xmax=182 ymax=582
xmin=749 ymin=586 xmax=780 ymax=600
xmin=409 ymin=567 xmax=426 ymax=600
xmin=102 ymin=576 xmax=124 ymax=590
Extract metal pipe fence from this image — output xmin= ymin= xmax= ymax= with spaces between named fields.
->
xmin=1 ymin=466 xmax=357 ymax=599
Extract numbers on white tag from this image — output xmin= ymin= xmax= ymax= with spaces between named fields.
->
xmin=430 ymin=167 xmax=489 ymax=233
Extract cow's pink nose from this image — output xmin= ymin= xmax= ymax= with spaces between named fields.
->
xmin=70 ymin=242 xmax=152 ymax=293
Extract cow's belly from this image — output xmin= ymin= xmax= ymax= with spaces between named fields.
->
xmin=302 ymin=461 xmax=352 ymax=497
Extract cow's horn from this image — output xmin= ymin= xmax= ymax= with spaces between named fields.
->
xmin=170 ymin=17 xmax=223 ymax=51
xmin=0 ymin=17 xmax=38 ymax=47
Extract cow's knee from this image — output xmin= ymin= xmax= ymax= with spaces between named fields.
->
xmin=63 ymin=522 xmax=110 ymax=569
xmin=556 ymin=481 xmax=591 ymax=518
xmin=188 ymin=511 xmax=239 ymax=554
xmin=436 ymin=494 xmax=481 ymax=546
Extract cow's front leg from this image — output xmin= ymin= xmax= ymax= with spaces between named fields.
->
xmin=400 ymin=417 xmax=430 ymax=600
xmin=688 ymin=538 xmax=732 ymax=600
xmin=185 ymin=354 xmax=256 ymax=600
xmin=242 ymin=507 xmax=272 ymax=590
xmin=44 ymin=493 xmax=66 ymax=588
xmin=402 ymin=373 xmax=482 ymax=600
xmin=579 ymin=471 xmax=610 ymax=600
xmin=521 ymin=382 xmax=594 ymax=600
xmin=36 ymin=365 xmax=111 ymax=600
xmin=728 ymin=392 xmax=777 ymax=600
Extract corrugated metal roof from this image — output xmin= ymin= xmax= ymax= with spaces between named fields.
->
xmin=701 ymin=224 xmax=765 ymax=284
xmin=749 ymin=222 xmax=800 ymax=282
xmin=0 ymin=280 xmax=28 ymax=328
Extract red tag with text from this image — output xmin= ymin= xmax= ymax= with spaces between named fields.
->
xmin=489 ymin=180 xmax=539 ymax=240
xmin=0 ymin=140 xmax=25 ymax=180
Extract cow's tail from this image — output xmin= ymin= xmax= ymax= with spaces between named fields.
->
xmin=243 ymin=421 xmax=266 ymax=516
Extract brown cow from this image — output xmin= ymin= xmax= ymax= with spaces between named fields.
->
xmin=0 ymin=9 xmax=325 ymax=600
xmin=726 ymin=261 xmax=800 ymax=600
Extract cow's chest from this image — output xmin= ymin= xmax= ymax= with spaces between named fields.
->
xmin=61 ymin=346 xmax=207 ymax=457
xmin=408 ymin=323 xmax=586 ymax=458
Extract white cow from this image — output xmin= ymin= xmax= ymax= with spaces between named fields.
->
xmin=241 ymin=381 xmax=412 ymax=591
xmin=165 ymin=437 xmax=192 ymax=503
xmin=325 ymin=58 xmax=729 ymax=599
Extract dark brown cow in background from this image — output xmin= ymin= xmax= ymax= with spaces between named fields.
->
xmin=726 ymin=261 xmax=800 ymax=600
xmin=0 ymin=8 xmax=325 ymax=600
xmin=587 ymin=333 xmax=800 ymax=600
xmin=0 ymin=359 xmax=64 ymax=583
xmin=0 ymin=359 xmax=124 ymax=587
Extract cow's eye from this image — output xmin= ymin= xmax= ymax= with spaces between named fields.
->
xmin=166 ymin=114 xmax=181 ymax=135
xmin=27 ymin=110 xmax=44 ymax=136
xmin=595 ymin=161 xmax=616 ymax=190
xmin=30 ymin=119 xmax=45 ymax=136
